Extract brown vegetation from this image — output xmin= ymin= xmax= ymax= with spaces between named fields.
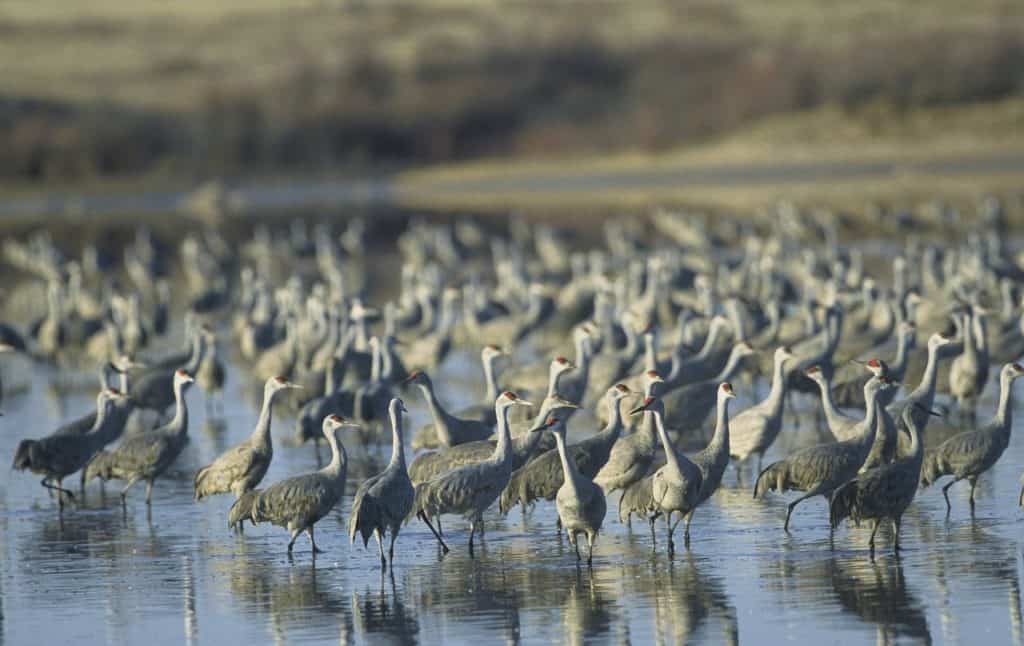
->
xmin=1 ymin=2 xmax=1022 ymax=183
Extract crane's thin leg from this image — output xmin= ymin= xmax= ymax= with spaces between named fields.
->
xmin=80 ymin=469 xmax=87 ymax=497
xmin=784 ymin=489 xmax=822 ymax=533
xmin=892 ymin=516 xmax=902 ymax=553
xmin=41 ymin=478 xmax=75 ymax=505
xmin=968 ymin=477 xmax=978 ymax=515
xmin=556 ymin=516 xmax=563 ymax=534
xmin=307 ymin=526 xmax=323 ymax=554
xmin=375 ymin=529 xmax=386 ymax=568
xmin=418 ymin=512 xmax=449 ymax=554
xmin=942 ymin=477 xmax=961 ymax=516
xmin=868 ymin=519 xmax=880 ymax=559
xmin=586 ymin=533 xmax=596 ymax=567
xmin=572 ymin=533 xmax=581 ymax=561
xmin=437 ymin=516 xmax=443 ymax=537
xmin=648 ymin=515 xmax=657 ymax=545
xmin=665 ymin=511 xmax=676 ymax=557
xmin=388 ymin=528 xmax=398 ymax=567
xmin=684 ymin=511 xmax=694 ymax=546
xmin=120 ymin=477 xmax=139 ymax=507
xmin=287 ymin=528 xmax=302 ymax=554
xmin=145 ymin=480 xmax=154 ymax=506
xmin=468 ymin=521 xmax=476 ymax=559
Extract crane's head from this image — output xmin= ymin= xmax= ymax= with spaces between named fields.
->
xmin=530 ymin=415 xmax=565 ymax=435
xmin=482 ymin=345 xmax=506 ymax=361
xmin=777 ymin=346 xmax=795 ymax=363
xmin=804 ymin=365 xmax=822 ymax=377
xmin=609 ymin=383 xmax=632 ymax=399
xmin=734 ymin=341 xmax=755 ymax=358
xmin=1006 ymin=363 xmax=1024 ymax=380
xmin=270 ymin=375 xmax=302 ymax=391
xmin=629 ymin=395 xmax=660 ymax=416
xmin=552 ymin=357 xmax=575 ymax=373
xmin=497 ymin=391 xmax=533 ymax=410
xmin=389 ymin=398 xmax=408 ymax=415
xmin=720 ymin=382 xmax=737 ymax=400
xmin=403 ymin=370 xmax=427 ymax=385
xmin=323 ymin=414 xmax=361 ymax=434
xmin=175 ymin=370 xmax=195 ymax=386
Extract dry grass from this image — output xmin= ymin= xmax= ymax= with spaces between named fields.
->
xmin=1 ymin=1 xmax=1023 ymax=183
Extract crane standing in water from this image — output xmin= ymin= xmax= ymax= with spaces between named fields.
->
xmin=193 ymin=376 xmax=301 ymax=530
xmin=84 ymin=370 xmax=195 ymax=507
xmin=349 ymin=398 xmax=415 ymax=569
xmin=411 ymin=392 xmax=534 ymax=556
xmin=245 ymin=415 xmax=360 ymax=555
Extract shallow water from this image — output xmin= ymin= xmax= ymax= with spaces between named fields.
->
xmin=2 ymin=347 xmax=1024 ymax=646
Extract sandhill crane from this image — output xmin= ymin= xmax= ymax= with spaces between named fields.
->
xmin=452 ymin=345 xmax=506 ymax=426
xmin=729 ymin=346 xmax=796 ymax=473
xmin=500 ymin=384 xmax=630 ymax=516
xmin=193 ymin=376 xmax=301 ymax=525
xmin=753 ymin=376 xmax=893 ymax=531
xmin=411 ymin=392 xmax=534 ymax=556
xmin=84 ymin=370 xmax=194 ymax=506
xmin=920 ymin=362 xmax=1024 ymax=515
xmin=660 ymin=341 xmax=754 ymax=433
xmin=628 ymin=395 xmax=704 ymax=555
xmin=349 ymin=399 xmax=415 ymax=569
xmin=196 ymin=328 xmax=226 ymax=414
xmin=804 ymin=364 xmax=876 ymax=441
xmin=887 ymin=332 xmax=954 ymax=456
xmin=13 ymin=388 xmax=120 ymax=509
xmin=244 ymin=415 xmax=360 ymax=555
xmin=129 ymin=332 xmax=206 ymax=414
xmin=409 ymin=394 xmax=579 ymax=485
xmin=830 ymin=404 xmax=931 ymax=557
xmin=543 ymin=403 xmax=606 ymax=566
xmin=948 ymin=306 xmax=990 ymax=418
xmin=831 ymin=321 xmax=915 ymax=408
xmin=593 ymin=371 xmax=666 ymax=494
xmin=619 ymin=382 xmax=736 ymax=541
xmin=406 ymin=370 xmax=494 ymax=449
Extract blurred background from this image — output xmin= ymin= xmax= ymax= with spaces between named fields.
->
xmin=1 ymin=0 xmax=1022 ymax=211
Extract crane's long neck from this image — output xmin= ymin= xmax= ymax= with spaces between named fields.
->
xmin=910 ymin=342 xmax=943 ymax=405
xmin=483 ymin=355 xmax=499 ymax=402
xmin=324 ymin=431 xmax=347 ymax=477
xmin=553 ymin=430 xmax=581 ymax=491
xmin=643 ymin=334 xmax=657 ymax=372
xmin=711 ymin=348 xmax=745 ymax=383
xmin=696 ymin=321 xmax=722 ymax=360
xmin=814 ymin=376 xmax=845 ymax=429
xmin=995 ymin=373 xmax=1015 ymax=433
xmin=764 ymin=355 xmax=788 ymax=417
xmin=492 ymin=404 xmax=513 ymax=464
xmin=600 ymin=396 xmax=625 ymax=444
xmin=705 ymin=396 xmax=731 ymax=456
xmin=545 ymin=364 xmax=561 ymax=399
xmin=171 ymin=382 xmax=189 ymax=437
xmin=652 ymin=410 xmax=684 ymax=476
xmin=184 ymin=334 xmax=203 ymax=373
xmin=856 ymin=389 xmax=880 ymax=450
xmin=388 ymin=406 xmax=406 ymax=469
xmin=416 ymin=380 xmax=452 ymax=429
xmin=252 ymin=386 xmax=276 ymax=447
xmin=973 ymin=314 xmax=988 ymax=354
xmin=620 ymin=322 xmax=638 ymax=360
xmin=892 ymin=333 xmax=912 ymax=379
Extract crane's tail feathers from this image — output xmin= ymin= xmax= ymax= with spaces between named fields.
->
xmin=829 ymin=481 xmax=858 ymax=530
xmin=230 ymin=489 xmax=261 ymax=527
xmin=84 ymin=451 xmax=114 ymax=482
xmin=917 ymin=448 xmax=947 ymax=488
xmin=753 ymin=461 xmax=785 ymax=499
xmin=12 ymin=440 xmax=36 ymax=471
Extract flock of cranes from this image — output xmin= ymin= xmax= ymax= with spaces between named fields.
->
xmin=3 ymin=200 xmax=1024 ymax=571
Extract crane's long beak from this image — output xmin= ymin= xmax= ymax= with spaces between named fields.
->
xmin=515 ymin=399 xmax=534 ymax=407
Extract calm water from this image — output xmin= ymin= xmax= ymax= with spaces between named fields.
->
xmin=2 ymin=346 xmax=1024 ymax=646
